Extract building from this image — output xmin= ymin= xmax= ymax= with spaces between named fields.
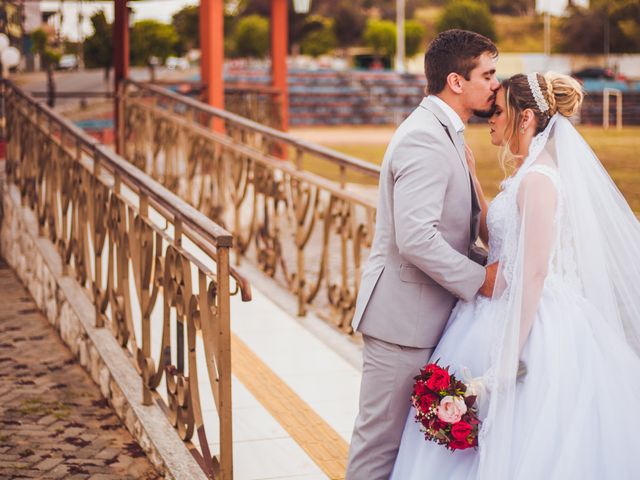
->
xmin=536 ymin=0 xmax=589 ymax=16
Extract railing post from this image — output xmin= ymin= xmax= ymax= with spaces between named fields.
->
xmin=139 ymin=193 xmax=152 ymax=406
xmin=0 ymin=79 xmax=6 ymax=155
xmin=117 ymin=81 xmax=126 ymax=154
xmin=217 ymin=244 xmax=233 ymax=480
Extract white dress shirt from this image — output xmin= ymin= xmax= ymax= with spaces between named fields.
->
xmin=427 ymin=95 xmax=465 ymax=134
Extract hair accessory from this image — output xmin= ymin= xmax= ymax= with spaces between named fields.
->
xmin=527 ymin=72 xmax=549 ymax=113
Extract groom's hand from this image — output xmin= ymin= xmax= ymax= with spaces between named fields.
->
xmin=479 ymin=262 xmax=499 ymax=297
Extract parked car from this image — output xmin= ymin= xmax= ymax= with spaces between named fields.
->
xmin=165 ymin=56 xmax=189 ymax=70
xmin=571 ymin=67 xmax=627 ymax=81
xmin=57 ymin=54 xmax=79 ymax=71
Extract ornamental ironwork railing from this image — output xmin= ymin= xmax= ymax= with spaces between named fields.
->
xmin=121 ymin=79 xmax=379 ymax=332
xmin=3 ymin=79 xmax=251 ymax=480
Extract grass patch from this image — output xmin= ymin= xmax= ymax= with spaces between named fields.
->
xmin=304 ymin=125 xmax=640 ymax=212
xmin=17 ymin=397 xmax=72 ymax=420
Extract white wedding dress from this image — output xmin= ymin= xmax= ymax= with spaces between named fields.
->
xmin=391 ymin=116 xmax=640 ymax=480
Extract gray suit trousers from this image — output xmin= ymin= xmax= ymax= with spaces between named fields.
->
xmin=345 ymin=335 xmax=434 ymax=480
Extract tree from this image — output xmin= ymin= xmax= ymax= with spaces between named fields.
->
xmin=233 ymin=15 xmax=270 ymax=58
xmin=364 ymin=19 xmax=396 ymax=57
xmin=560 ymin=2 xmax=640 ymax=54
xmin=405 ymin=20 xmax=426 ymax=57
xmin=172 ymin=5 xmax=199 ymax=54
xmin=437 ymin=0 xmax=497 ymax=41
xmin=484 ymin=0 xmax=533 ymax=15
xmin=333 ymin=2 xmax=367 ymax=48
xmin=130 ymin=20 xmax=179 ymax=66
xmin=300 ymin=17 xmax=337 ymax=57
xmin=83 ymin=11 xmax=112 ymax=81
xmin=31 ymin=29 xmax=61 ymax=108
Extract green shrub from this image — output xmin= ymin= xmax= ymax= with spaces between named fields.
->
xmin=437 ymin=0 xmax=497 ymax=40
xmin=405 ymin=19 xmax=426 ymax=57
xmin=234 ymin=15 xmax=270 ymax=58
xmin=301 ymin=17 xmax=337 ymax=57
xmin=364 ymin=19 xmax=397 ymax=56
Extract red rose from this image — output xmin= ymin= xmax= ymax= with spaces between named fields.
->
xmin=414 ymin=381 xmax=428 ymax=396
xmin=426 ymin=369 xmax=450 ymax=391
xmin=425 ymin=363 xmax=439 ymax=373
xmin=451 ymin=421 xmax=473 ymax=441
xmin=449 ymin=439 xmax=472 ymax=451
xmin=419 ymin=393 xmax=438 ymax=412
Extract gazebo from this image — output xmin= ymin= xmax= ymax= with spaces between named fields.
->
xmin=113 ymin=0 xmax=308 ymax=143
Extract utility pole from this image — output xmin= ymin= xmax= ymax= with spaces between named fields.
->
xmin=395 ymin=0 xmax=405 ymax=74
xmin=543 ymin=12 xmax=550 ymax=57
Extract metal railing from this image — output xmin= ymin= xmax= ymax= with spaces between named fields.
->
xmin=147 ymin=81 xmax=282 ymax=129
xmin=224 ymin=83 xmax=282 ymax=129
xmin=121 ymin=79 xmax=379 ymax=331
xmin=3 ymin=79 xmax=250 ymax=479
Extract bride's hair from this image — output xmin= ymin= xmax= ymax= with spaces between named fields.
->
xmin=499 ymin=72 xmax=584 ymax=173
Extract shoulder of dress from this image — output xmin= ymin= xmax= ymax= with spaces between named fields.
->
xmin=525 ymin=164 xmax=561 ymax=188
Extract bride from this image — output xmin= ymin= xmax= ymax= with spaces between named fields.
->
xmin=390 ymin=72 xmax=640 ymax=479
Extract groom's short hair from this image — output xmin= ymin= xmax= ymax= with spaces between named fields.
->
xmin=425 ymin=29 xmax=498 ymax=95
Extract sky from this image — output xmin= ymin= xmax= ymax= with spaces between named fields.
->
xmin=39 ymin=1 xmax=199 ymax=41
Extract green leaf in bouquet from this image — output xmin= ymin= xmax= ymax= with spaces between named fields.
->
xmin=435 ymin=429 xmax=448 ymax=441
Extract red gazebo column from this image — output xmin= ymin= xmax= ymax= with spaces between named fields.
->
xmin=200 ymin=0 xmax=209 ymax=93
xmin=114 ymin=0 xmax=129 ymax=154
xmin=271 ymin=0 xmax=289 ymax=132
xmin=201 ymin=0 xmax=225 ymax=132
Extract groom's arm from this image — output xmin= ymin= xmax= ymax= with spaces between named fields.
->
xmin=392 ymin=130 xmax=486 ymax=301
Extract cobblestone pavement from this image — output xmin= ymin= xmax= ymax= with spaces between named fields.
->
xmin=0 ymin=256 xmax=162 ymax=479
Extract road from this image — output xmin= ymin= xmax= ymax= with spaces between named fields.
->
xmin=10 ymin=66 xmax=197 ymax=112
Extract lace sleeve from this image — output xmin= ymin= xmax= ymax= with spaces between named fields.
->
xmin=516 ymin=169 xmax=558 ymax=352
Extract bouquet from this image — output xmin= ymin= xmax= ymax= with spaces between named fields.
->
xmin=411 ymin=361 xmax=482 ymax=451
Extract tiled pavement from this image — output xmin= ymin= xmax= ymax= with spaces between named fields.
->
xmin=0 ymin=256 xmax=161 ymax=480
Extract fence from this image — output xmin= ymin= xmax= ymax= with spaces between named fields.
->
xmin=121 ymin=79 xmax=379 ymax=331
xmin=3 ymin=79 xmax=251 ymax=479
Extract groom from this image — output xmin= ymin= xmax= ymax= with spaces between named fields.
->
xmin=346 ymin=29 xmax=500 ymax=479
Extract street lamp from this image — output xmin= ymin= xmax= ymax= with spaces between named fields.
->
xmin=0 ymin=33 xmax=21 ymax=78
xmin=293 ymin=0 xmax=311 ymax=14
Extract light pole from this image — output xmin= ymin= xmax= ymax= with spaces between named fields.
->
xmin=395 ymin=0 xmax=405 ymax=74
xmin=543 ymin=12 xmax=550 ymax=57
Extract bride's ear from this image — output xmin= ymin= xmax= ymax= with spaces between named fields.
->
xmin=521 ymin=108 xmax=535 ymax=131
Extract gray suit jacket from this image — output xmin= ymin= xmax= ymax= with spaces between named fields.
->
xmin=352 ymin=97 xmax=487 ymax=348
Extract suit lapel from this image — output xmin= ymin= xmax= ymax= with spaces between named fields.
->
xmin=420 ymin=98 xmax=469 ymax=176
xmin=420 ymin=98 xmax=482 ymax=241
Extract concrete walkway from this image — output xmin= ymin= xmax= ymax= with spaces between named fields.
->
xmin=0 ymin=256 xmax=161 ymax=480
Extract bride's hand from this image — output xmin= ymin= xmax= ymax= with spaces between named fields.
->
xmin=465 ymin=144 xmax=478 ymax=177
